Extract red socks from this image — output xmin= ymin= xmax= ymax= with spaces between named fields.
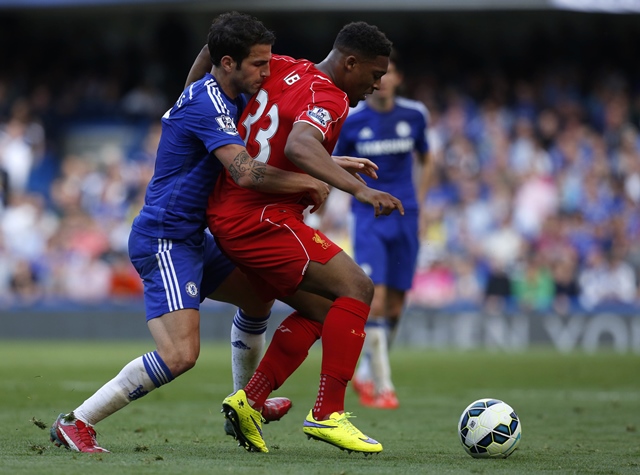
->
xmin=244 ymin=312 xmax=322 ymax=409
xmin=313 ymin=296 xmax=369 ymax=420
xmin=243 ymin=297 xmax=370 ymax=422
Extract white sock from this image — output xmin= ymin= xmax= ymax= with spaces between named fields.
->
xmin=367 ymin=321 xmax=394 ymax=393
xmin=355 ymin=345 xmax=372 ymax=382
xmin=230 ymin=309 xmax=268 ymax=391
xmin=74 ymin=351 xmax=173 ymax=425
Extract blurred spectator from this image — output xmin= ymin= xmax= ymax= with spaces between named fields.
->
xmin=482 ymin=259 xmax=512 ymax=315
xmin=107 ymin=251 xmax=143 ymax=301
xmin=0 ymin=19 xmax=638 ymax=313
xmin=9 ymin=259 xmax=44 ymax=306
xmin=578 ymin=247 xmax=636 ymax=310
xmin=451 ymin=255 xmax=483 ymax=304
xmin=511 ymin=252 xmax=554 ymax=312
xmin=408 ymin=256 xmax=456 ymax=308
xmin=551 ymin=254 xmax=580 ymax=316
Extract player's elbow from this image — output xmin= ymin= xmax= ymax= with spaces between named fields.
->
xmin=234 ymin=174 xmax=259 ymax=190
xmin=284 ymin=140 xmax=306 ymax=167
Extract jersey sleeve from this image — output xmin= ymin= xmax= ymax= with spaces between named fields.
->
xmin=186 ymin=95 xmax=246 ymax=153
xmin=293 ymin=79 xmax=349 ymax=143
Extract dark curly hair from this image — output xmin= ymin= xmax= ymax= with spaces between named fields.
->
xmin=333 ymin=21 xmax=393 ymax=60
xmin=207 ymin=12 xmax=275 ymax=68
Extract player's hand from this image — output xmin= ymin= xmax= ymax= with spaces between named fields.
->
xmin=354 ymin=187 xmax=404 ymax=217
xmin=332 ymin=155 xmax=379 ymax=181
xmin=303 ymin=178 xmax=330 ymax=214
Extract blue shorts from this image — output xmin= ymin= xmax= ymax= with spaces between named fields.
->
xmin=352 ymin=211 xmax=419 ymax=291
xmin=128 ymin=229 xmax=236 ymax=320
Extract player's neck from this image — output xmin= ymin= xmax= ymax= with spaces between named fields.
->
xmin=314 ymin=60 xmax=335 ymax=83
xmin=314 ymin=50 xmax=340 ymax=83
xmin=211 ymin=67 xmax=239 ymax=99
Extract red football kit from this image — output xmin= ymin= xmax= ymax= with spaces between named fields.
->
xmin=209 ymin=54 xmax=379 ymax=423
xmin=207 ymin=54 xmax=350 ymax=300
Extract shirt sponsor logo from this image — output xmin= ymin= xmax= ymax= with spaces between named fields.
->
xmin=307 ymin=106 xmax=332 ymax=127
xmin=355 ymin=137 xmax=414 ymax=156
xmin=216 ymin=115 xmax=239 ymax=135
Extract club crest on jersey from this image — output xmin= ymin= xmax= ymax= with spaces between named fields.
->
xmin=307 ymin=106 xmax=331 ymax=127
xmin=215 ymin=115 xmax=239 ymax=135
xmin=185 ymin=281 xmax=199 ymax=298
xmin=312 ymin=232 xmax=331 ymax=250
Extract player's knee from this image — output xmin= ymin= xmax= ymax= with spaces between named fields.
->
xmin=348 ymin=271 xmax=374 ymax=304
xmin=164 ymin=348 xmax=199 ymax=376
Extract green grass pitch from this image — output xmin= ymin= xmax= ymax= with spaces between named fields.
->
xmin=1 ymin=340 xmax=638 ymax=474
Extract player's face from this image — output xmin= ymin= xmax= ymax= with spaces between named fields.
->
xmin=345 ymin=55 xmax=389 ymax=107
xmin=235 ymin=44 xmax=272 ymax=95
xmin=372 ymin=60 xmax=401 ymax=100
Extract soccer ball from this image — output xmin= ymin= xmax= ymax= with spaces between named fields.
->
xmin=458 ymin=398 xmax=521 ymax=458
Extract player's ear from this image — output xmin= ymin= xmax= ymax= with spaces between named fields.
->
xmin=344 ymin=55 xmax=358 ymax=71
xmin=220 ymin=55 xmax=235 ymax=72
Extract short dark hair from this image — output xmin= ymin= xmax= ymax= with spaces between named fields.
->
xmin=207 ymin=12 xmax=275 ymax=68
xmin=333 ymin=21 xmax=393 ymax=60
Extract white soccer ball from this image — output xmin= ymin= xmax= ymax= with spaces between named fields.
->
xmin=458 ymin=398 xmax=521 ymax=458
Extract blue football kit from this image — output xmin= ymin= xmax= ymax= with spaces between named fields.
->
xmin=333 ymin=97 xmax=429 ymax=290
xmin=129 ymin=74 xmax=247 ymax=319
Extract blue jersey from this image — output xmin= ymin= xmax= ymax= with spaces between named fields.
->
xmin=132 ymin=73 xmax=248 ymax=239
xmin=333 ymin=97 xmax=429 ymax=215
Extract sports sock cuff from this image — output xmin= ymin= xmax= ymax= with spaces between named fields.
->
xmin=289 ymin=312 xmax=323 ymax=339
xmin=234 ymin=308 xmax=270 ymax=335
xmin=332 ymin=296 xmax=370 ymax=322
xmin=143 ymin=351 xmax=174 ymax=388
xmin=365 ymin=317 xmax=387 ymax=329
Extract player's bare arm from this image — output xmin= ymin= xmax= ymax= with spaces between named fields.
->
xmin=185 ymin=45 xmax=212 ymax=88
xmin=285 ymin=122 xmax=403 ymax=217
xmin=228 ymin=149 xmax=267 ymax=185
xmin=216 ymin=143 xmax=330 ymax=205
xmin=332 ymin=155 xmax=379 ymax=182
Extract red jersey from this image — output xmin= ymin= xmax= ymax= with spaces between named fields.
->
xmin=208 ymin=54 xmax=350 ymax=237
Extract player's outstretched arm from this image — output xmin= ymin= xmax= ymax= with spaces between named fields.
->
xmin=285 ymin=123 xmax=403 ymax=217
xmin=185 ymin=45 xmax=212 ymax=88
xmin=332 ymin=156 xmax=379 ymax=182
xmin=216 ymin=143 xmax=330 ymax=209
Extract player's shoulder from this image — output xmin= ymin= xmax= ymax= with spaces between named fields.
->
xmin=270 ymin=54 xmax=313 ymax=75
xmin=395 ymin=96 xmax=429 ymax=116
xmin=187 ymin=75 xmax=235 ymax=112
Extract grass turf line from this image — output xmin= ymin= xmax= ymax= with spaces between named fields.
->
xmin=0 ymin=341 xmax=638 ymax=475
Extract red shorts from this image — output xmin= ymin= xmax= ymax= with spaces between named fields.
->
xmin=215 ymin=206 xmax=342 ymax=301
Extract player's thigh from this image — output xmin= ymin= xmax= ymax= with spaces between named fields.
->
xmin=301 ymin=250 xmax=374 ymax=303
xmin=200 ymin=232 xmax=237 ymax=299
xmin=209 ymin=267 xmax=274 ymax=317
xmin=216 ymin=208 xmax=343 ymax=301
xmin=128 ymin=230 xmax=205 ymax=320
xmin=387 ymin=215 xmax=419 ymax=290
xmin=279 ymin=290 xmax=333 ymax=323
xmin=353 ymin=220 xmax=388 ymax=286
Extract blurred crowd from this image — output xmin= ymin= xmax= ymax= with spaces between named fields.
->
xmin=1 ymin=55 xmax=639 ymax=312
